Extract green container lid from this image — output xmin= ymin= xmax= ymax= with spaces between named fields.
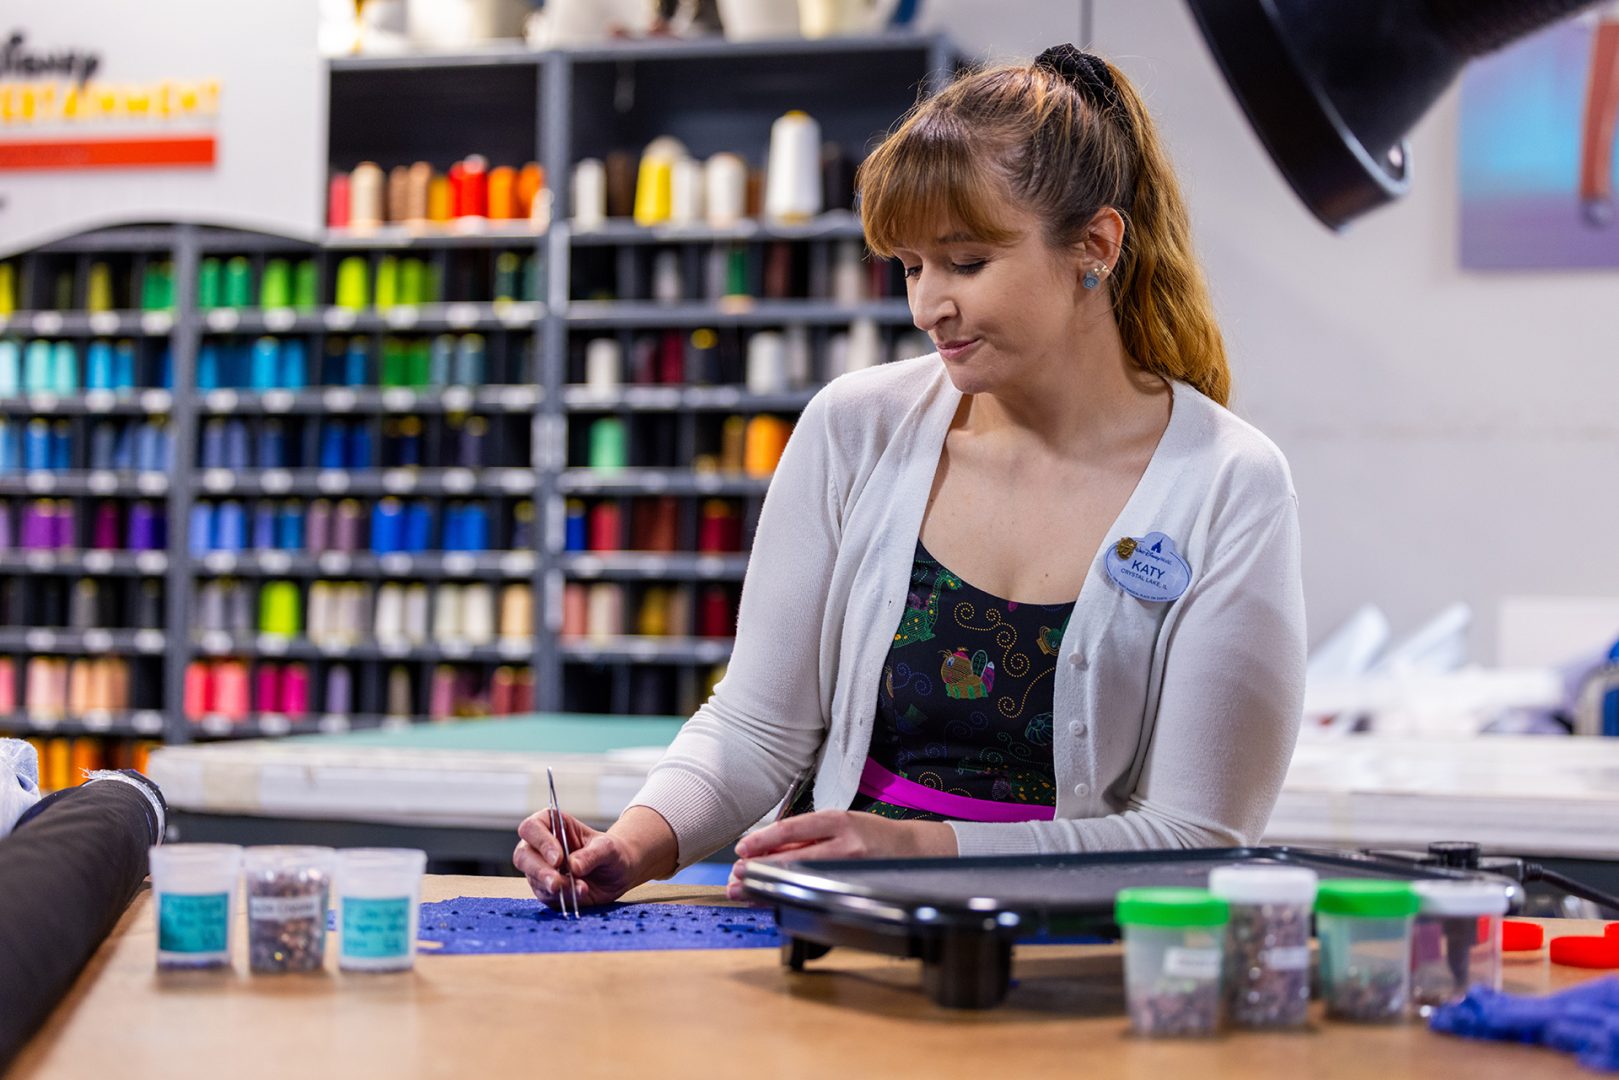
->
xmin=1315 ymin=879 xmax=1419 ymax=919
xmin=1114 ymin=887 xmax=1229 ymax=928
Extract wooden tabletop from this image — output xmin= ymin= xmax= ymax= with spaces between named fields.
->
xmin=12 ymin=876 xmax=1615 ymax=1080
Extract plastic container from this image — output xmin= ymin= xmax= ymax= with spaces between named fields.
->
xmin=1410 ymin=880 xmax=1510 ymax=1013
xmin=1208 ymin=865 xmax=1319 ymax=1029
xmin=335 ymin=848 xmax=427 ymax=973
xmin=244 ymin=846 xmax=336 ymax=974
xmin=1115 ymin=887 xmax=1230 ymax=1037
xmin=1315 ymin=879 xmax=1419 ymax=1022
xmin=149 ymin=844 xmax=242 ymax=970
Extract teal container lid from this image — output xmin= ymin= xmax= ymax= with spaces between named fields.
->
xmin=1315 ymin=879 xmax=1419 ymax=918
xmin=1115 ymin=887 xmax=1229 ymax=928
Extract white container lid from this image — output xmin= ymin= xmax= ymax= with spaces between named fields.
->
xmin=1413 ymin=879 xmax=1511 ymax=916
xmin=1207 ymin=865 xmax=1320 ymax=904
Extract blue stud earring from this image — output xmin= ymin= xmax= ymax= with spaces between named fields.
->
xmin=1083 ymin=265 xmax=1105 ymax=290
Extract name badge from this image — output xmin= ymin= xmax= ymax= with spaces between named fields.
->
xmin=1105 ymin=532 xmax=1191 ymax=603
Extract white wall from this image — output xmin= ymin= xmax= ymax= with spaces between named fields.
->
xmin=923 ymin=0 xmax=1619 ymax=661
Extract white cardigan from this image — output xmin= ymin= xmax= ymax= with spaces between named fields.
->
xmin=630 ymin=355 xmax=1306 ymax=866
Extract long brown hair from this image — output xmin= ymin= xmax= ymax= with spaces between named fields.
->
xmin=858 ymin=54 xmax=1230 ymax=406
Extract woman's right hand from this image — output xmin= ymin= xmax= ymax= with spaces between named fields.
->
xmin=513 ymin=810 xmax=640 ymax=909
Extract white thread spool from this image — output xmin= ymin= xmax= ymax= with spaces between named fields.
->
xmin=585 ymin=338 xmax=622 ymax=392
xmin=846 ymin=317 xmax=882 ymax=372
xmin=669 ymin=157 xmax=705 ymax=226
xmin=403 ymin=583 xmax=429 ymax=644
xmin=586 ymin=583 xmax=623 ymax=641
xmin=704 ymin=153 xmax=748 ymax=227
xmin=306 ymin=582 xmax=334 ymax=645
xmin=338 ymin=583 xmax=370 ymax=646
xmin=572 ymin=158 xmax=607 ymax=229
xmin=433 ymin=583 xmax=463 ymax=644
xmin=349 ymin=162 xmax=384 ymax=231
xmin=746 ymin=331 xmax=789 ymax=394
xmin=832 ymin=239 xmax=866 ymax=304
xmin=373 ymin=583 xmax=405 ymax=646
xmin=784 ymin=325 xmax=811 ymax=388
xmin=460 ymin=583 xmax=495 ymax=646
xmin=500 ymin=584 xmax=533 ymax=640
xmin=765 ymin=112 xmax=823 ymax=223
xmin=652 ymin=250 xmax=683 ymax=304
xmin=825 ymin=331 xmax=851 ymax=378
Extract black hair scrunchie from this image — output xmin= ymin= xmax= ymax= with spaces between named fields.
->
xmin=1035 ymin=43 xmax=1132 ymax=136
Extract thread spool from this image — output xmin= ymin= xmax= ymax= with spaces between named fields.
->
xmin=453 ymin=334 xmax=486 ymax=386
xmin=405 ymin=162 xmax=432 ymax=225
xmin=451 ymin=155 xmax=489 ymax=220
xmin=572 ymin=158 xmax=607 ymax=229
xmin=334 ymin=257 xmax=369 ymax=311
xmin=588 ymin=501 xmax=621 ymax=552
xmin=499 ymin=584 xmax=533 ymax=640
xmin=349 ymin=162 xmax=385 ymax=231
xmin=668 ymin=157 xmax=705 ymax=226
xmin=252 ymin=503 xmax=277 ymax=551
xmin=588 ymin=418 xmax=628 ymax=472
xmin=0 ymin=657 xmax=15 ymax=715
xmin=387 ymin=165 xmax=411 ymax=224
xmin=461 ymin=584 xmax=495 ymax=645
xmin=724 ymin=246 xmax=750 ymax=299
xmin=687 ymin=327 xmax=719 ymax=384
xmin=584 ymin=338 xmax=621 ymax=392
xmin=306 ymin=581 xmax=335 ymax=644
xmin=282 ymin=664 xmax=310 ymax=718
xmin=832 ymin=240 xmax=866 ymax=304
xmin=85 ymin=262 xmax=113 ymax=313
xmin=433 ymin=584 xmax=463 ymax=644
xmin=403 ymin=583 xmax=430 ymax=644
xmin=214 ymin=660 xmax=249 ymax=720
xmin=374 ymin=583 xmax=405 ymax=645
xmin=486 ymin=166 xmax=519 ymax=220
xmin=338 ymin=582 xmax=371 ymax=644
xmin=256 ymin=663 xmax=282 ymax=715
xmin=561 ymin=583 xmax=588 ymax=638
xmin=222 ymin=257 xmax=254 ymax=309
xmin=698 ymin=585 xmax=734 ymax=638
xmin=633 ymin=156 xmax=674 ymax=227
xmin=605 ymin=152 xmax=637 ymax=219
xmin=784 ymin=325 xmax=811 ymax=388
xmin=276 ymin=502 xmax=304 ymax=551
xmin=744 ymin=415 xmax=791 ymax=477
xmin=371 ymin=498 xmax=404 ymax=555
xmin=328 ymin=173 xmax=352 ymax=228
xmin=261 ymin=259 xmax=292 ymax=310
xmin=696 ymin=501 xmax=738 ymax=554
xmin=66 ymin=659 xmax=92 ymax=715
xmin=512 ymin=499 xmax=536 ymax=550
xmin=428 ymin=665 xmax=456 ymax=721
xmin=637 ymin=586 xmax=669 ymax=637
xmin=0 ymin=264 xmax=14 ymax=316
xmin=847 ymin=317 xmax=882 ymax=372
xmin=183 ymin=662 xmax=209 ymax=720
xmin=427 ymin=174 xmax=453 ymax=224
xmin=704 ymin=153 xmax=748 ymax=227
xmin=333 ymin=499 xmax=363 ymax=553
xmin=0 ymin=340 xmax=18 ymax=395
xmin=746 ymin=332 xmax=788 ymax=394
xmin=518 ymin=163 xmax=544 ymax=220
xmin=652 ymin=250 xmax=682 ymax=304
xmin=324 ymin=663 xmax=354 ymax=715
xmin=294 ymin=260 xmax=319 ymax=311
xmin=630 ymin=336 xmax=657 ymax=385
xmin=280 ymin=338 xmax=308 ymax=390
xmin=23 ymin=341 xmax=50 ymax=393
xmin=821 ymin=141 xmax=854 ymax=213
xmin=141 ymin=261 xmax=170 ymax=311
xmin=586 ymin=583 xmax=623 ymax=641
xmin=720 ymin=415 xmax=747 ymax=472
xmin=387 ymin=665 xmax=414 ymax=718
xmin=564 ymin=500 xmax=588 ymax=552
xmin=491 ymin=666 xmax=517 ymax=715
xmin=259 ymin=580 xmax=302 ymax=638
xmin=375 ymin=256 xmax=400 ymax=311
xmin=403 ymin=501 xmax=433 ymax=554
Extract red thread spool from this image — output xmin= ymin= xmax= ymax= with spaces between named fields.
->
xmin=183 ymin=661 xmax=211 ymax=719
xmin=214 ymin=661 xmax=249 ymax=721
xmin=657 ymin=329 xmax=685 ymax=384
xmin=282 ymin=664 xmax=310 ymax=718
xmin=589 ymin=501 xmax=622 ymax=552
xmin=697 ymin=501 xmax=741 ymax=553
xmin=328 ymin=173 xmax=352 ymax=228
xmin=255 ymin=663 xmax=282 ymax=714
xmin=698 ymin=585 xmax=734 ymax=638
xmin=451 ymin=156 xmax=489 ymax=219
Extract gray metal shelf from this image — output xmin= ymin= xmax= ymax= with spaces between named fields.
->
xmin=192 ymin=550 xmax=536 ymax=579
xmin=560 ymin=31 xmax=936 ymax=63
xmin=0 ymin=471 xmax=169 ymax=497
xmin=564 ymin=212 xmax=866 ymax=247
xmin=0 ymin=310 xmax=176 ymax=337
xmin=0 ymin=391 xmax=173 ymax=416
xmin=559 ymin=469 xmax=772 ymax=496
xmin=0 ymin=551 xmax=168 ymax=576
xmin=557 ymin=552 xmax=749 ymax=581
xmin=561 ymin=385 xmax=816 ymax=412
xmin=195 ymin=386 xmax=542 ymax=415
xmin=191 ymin=633 xmax=535 ymax=664
xmin=324 ymin=224 xmax=546 ymax=249
xmin=0 ymin=710 xmax=167 ymax=737
xmin=564 ymin=298 xmax=912 ymax=328
xmin=197 ymin=301 xmax=545 ymax=336
xmin=0 ymin=628 xmax=166 ymax=654
xmin=194 ymin=467 xmax=538 ymax=498
xmin=187 ymin=712 xmax=415 ymax=738
xmin=561 ymin=636 xmax=733 ymax=665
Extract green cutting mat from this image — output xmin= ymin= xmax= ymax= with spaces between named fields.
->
xmin=283 ymin=714 xmax=686 ymax=754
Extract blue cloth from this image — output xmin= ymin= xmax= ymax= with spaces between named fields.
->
xmin=1430 ymin=977 xmax=1619 ymax=1072
xmin=416 ymin=897 xmax=782 ymax=955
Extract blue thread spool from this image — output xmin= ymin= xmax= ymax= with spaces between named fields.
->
xmin=319 ymin=422 xmax=346 ymax=469
xmin=114 ymin=423 xmax=139 ymax=471
xmin=86 ymin=341 xmax=114 ymax=391
xmin=513 ymin=500 xmax=535 ymax=550
xmin=443 ymin=505 xmax=467 ymax=552
xmin=344 ymin=340 xmax=368 ymax=387
xmin=114 ymin=340 xmax=138 ymax=390
xmin=24 ymin=420 xmax=51 ymax=471
xmin=457 ymin=416 xmax=487 ymax=469
xmin=277 ymin=502 xmax=305 ymax=551
xmin=0 ymin=420 xmax=17 ymax=472
xmin=215 ymin=501 xmax=247 ymax=553
xmin=403 ymin=501 xmax=433 ymax=553
xmin=564 ymin=500 xmax=587 ymax=552
xmin=460 ymin=504 xmax=490 ymax=552
xmin=251 ymin=337 xmax=279 ymax=391
xmin=23 ymin=341 xmax=51 ymax=393
xmin=189 ymin=503 xmax=216 ymax=555
xmin=280 ymin=339 xmax=308 ymax=390
xmin=50 ymin=422 xmax=72 ymax=470
xmin=146 ymin=423 xmax=170 ymax=472
xmin=201 ymin=419 xmax=227 ymax=469
xmin=224 ymin=419 xmax=250 ymax=470
xmin=348 ymin=423 xmax=373 ymax=469
xmin=253 ymin=503 xmax=277 ymax=550
xmin=371 ymin=498 xmax=404 ymax=555
xmin=454 ymin=334 xmax=486 ymax=386
xmin=0 ymin=341 xmax=19 ymax=395
xmin=89 ymin=422 xmax=117 ymax=471
xmin=257 ymin=420 xmax=287 ymax=470
xmin=156 ymin=343 xmax=172 ymax=389
xmin=51 ymin=342 xmax=77 ymax=393
xmin=196 ymin=343 xmax=222 ymax=391
xmin=430 ymin=336 xmax=455 ymax=387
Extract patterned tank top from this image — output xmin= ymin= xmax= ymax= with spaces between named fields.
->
xmin=847 ymin=540 xmax=1072 ymax=821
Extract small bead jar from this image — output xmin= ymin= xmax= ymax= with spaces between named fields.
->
xmin=1315 ymin=880 xmax=1419 ymax=1023
xmin=244 ymin=846 xmax=336 ymax=974
xmin=1115 ymin=887 xmax=1230 ymax=1037
xmin=1208 ymin=865 xmax=1319 ymax=1030
xmin=1411 ymin=880 xmax=1510 ymax=1015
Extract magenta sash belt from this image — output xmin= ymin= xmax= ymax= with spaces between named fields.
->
xmin=857 ymin=758 xmax=1055 ymax=823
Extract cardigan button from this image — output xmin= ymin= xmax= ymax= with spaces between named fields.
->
xmin=1069 ymin=721 xmax=1087 ymax=737
xmin=1068 ymin=651 xmax=1086 ymax=668
xmin=1072 ymin=783 xmax=1090 ymax=798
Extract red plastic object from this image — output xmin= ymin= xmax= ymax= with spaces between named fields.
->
xmin=1549 ymin=935 xmax=1619 ymax=969
xmin=327 ymin=173 xmax=351 ymax=228
xmin=1607 ymin=922 xmax=1619 ymax=941
xmin=1502 ymin=919 xmax=1545 ymax=952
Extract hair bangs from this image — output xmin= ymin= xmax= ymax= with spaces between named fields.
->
xmin=858 ymin=112 xmax=1021 ymax=258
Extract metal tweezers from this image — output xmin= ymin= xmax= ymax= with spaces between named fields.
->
xmin=546 ymin=766 xmax=581 ymax=918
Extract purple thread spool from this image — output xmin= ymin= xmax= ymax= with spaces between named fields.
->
xmin=128 ymin=502 xmax=158 ymax=551
xmin=20 ymin=503 xmax=46 ymax=550
xmin=93 ymin=502 xmax=121 ymax=550
xmin=305 ymin=500 xmax=332 ymax=553
xmin=324 ymin=663 xmax=353 ymax=715
xmin=51 ymin=501 xmax=75 ymax=549
xmin=0 ymin=503 xmax=13 ymax=551
xmin=332 ymin=501 xmax=362 ymax=553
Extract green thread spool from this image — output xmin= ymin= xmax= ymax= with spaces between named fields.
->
xmin=589 ymin=417 xmax=628 ymax=472
xmin=374 ymin=256 xmax=399 ymax=311
xmin=51 ymin=342 xmax=77 ymax=393
xmin=380 ymin=338 xmax=408 ymax=388
xmin=141 ymin=262 xmax=174 ymax=311
xmin=197 ymin=258 xmax=222 ymax=309
xmin=523 ymin=255 xmax=543 ymax=303
xmin=23 ymin=341 xmax=51 ymax=392
xmin=53 ymin=271 xmax=73 ymax=310
xmin=335 ymin=257 xmax=369 ymax=311
xmin=494 ymin=252 xmax=520 ymax=303
xmin=223 ymin=257 xmax=254 ymax=309
xmin=86 ymin=262 xmax=114 ymax=313
xmin=260 ymin=259 xmax=292 ymax=309
xmin=293 ymin=260 xmax=319 ymax=311
xmin=398 ymin=258 xmax=426 ymax=306
xmin=422 ymin=263 xmax=441 ymax=304
xmin=259 ymin=580 xmax=302 ymax=638
xmin=725 ymin=246 xmax=749 ymax=298
xmin=407 ymin=339 xmax=431 ymax=388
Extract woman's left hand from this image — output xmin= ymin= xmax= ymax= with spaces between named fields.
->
xmin=726 ymin=810 xmax=958 ymax=900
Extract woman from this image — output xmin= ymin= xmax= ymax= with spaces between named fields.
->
xmin=515 ymin=45 xmax=1306 ymax=905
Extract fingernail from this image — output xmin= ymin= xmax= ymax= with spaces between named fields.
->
xmin=543 ymin=846 xmax=558 ymax=863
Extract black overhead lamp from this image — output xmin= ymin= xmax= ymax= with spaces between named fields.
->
xmin=1184 ymin=0 xmax=1607 ymax=230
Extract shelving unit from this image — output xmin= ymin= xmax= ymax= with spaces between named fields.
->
xmin=0 ymin=33 xmax=954 ymax=771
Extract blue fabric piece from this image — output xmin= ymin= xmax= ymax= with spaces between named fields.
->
xmin=1430 ymin=977 xmax=1619 ymax=1072
xmin=416 ymin=897 xmax=782 ymax=955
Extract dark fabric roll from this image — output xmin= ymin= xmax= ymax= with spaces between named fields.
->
xmin=0 ymin=773 xmax=164 ymax=1071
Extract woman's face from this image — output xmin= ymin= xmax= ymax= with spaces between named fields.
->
xmin=890 ymin=202 xmax=1088 ymax=397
